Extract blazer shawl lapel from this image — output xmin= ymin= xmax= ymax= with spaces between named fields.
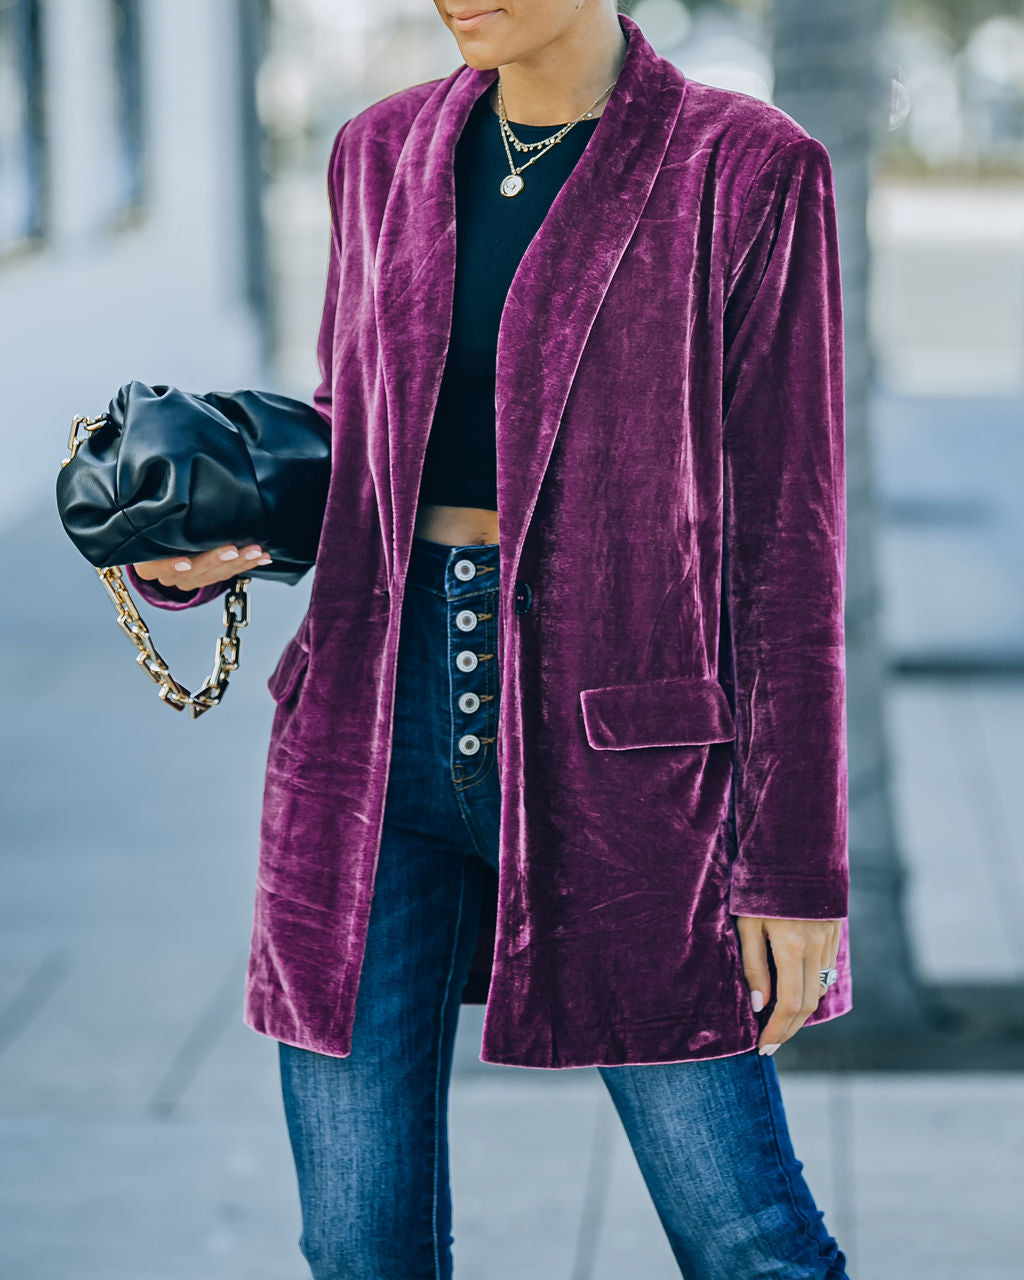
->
xmin=372 ymin=13 xmax=686 ymax=585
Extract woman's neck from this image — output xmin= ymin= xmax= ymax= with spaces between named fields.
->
xmin=486 ymin=18 xmax=627 ymax=127
xmin=485 ymin=85 xmax=602 ymax=128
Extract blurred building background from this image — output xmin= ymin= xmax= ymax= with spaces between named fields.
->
xmin=2 ymin=1 xmax=1022 ymax=1277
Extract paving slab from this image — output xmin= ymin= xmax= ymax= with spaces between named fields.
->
xmin=847 ymin=1074 xmax=1024 ymax=1279
xmin=448 ymin=1073 xmax=603 ymax=1280
xmin=1 ymin=1110 xmax=308 ymax=1280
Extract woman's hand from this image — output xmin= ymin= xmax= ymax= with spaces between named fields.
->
xmin=132 ymin=543 xmax=272 ymax=592
xmin=734 ymin=915 xmax=842 ymax=1056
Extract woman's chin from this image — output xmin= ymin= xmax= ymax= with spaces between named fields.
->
xmin=455 ymin=47 xmax=502 ymax=70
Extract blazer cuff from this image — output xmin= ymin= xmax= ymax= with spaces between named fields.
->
xmin=123 ymin=562 xmax=231 ymax=611
xmin=728 ymin=868 xmax=849 ymax=921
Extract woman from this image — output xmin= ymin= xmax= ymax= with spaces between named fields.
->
xmin=127 ymin=3 xmax=852 ymax=1276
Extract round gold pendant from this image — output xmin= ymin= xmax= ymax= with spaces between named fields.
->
xmin=500 ymin=173 xmax=524 ymax=198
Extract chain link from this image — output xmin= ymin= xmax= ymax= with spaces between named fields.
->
xmin=61 ymin=413 xmax=110 ymax=468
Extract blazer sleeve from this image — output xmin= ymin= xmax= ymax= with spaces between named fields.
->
xmin=122 ymin=561 xmax=233 ymax=610
xmin=117 ymin=121 xmax=352 ymax=612
xmin=720 ymin=135 xmax=849 ymax=921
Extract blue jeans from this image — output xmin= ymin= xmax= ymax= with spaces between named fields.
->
xmin=278 ymin=535 xmax=850 ymax=1279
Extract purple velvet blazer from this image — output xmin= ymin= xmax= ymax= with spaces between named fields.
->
xmin=126 ymin=12 xmax=852 ymax=1068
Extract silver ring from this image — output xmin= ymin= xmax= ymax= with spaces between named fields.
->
xmin=819 ymin=966 xmax=838 ymax=989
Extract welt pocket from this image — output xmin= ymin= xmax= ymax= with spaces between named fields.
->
xmin=267 ymin=634 xmax=311 ymax=705
xmin=579 ymin=676 xmax=736 ymax=751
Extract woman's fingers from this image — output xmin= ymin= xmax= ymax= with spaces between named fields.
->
xmin=739 ymin=918 xmax=841 ymax=1055
xmin=735 ymin=915 xmax=770 ymax=1013
xmin=826 ymin=925 xmax=841 ymax=975
xmin=181 ymin=545 xmax=272 ymax=585
xmin=132 ymin=543 xmax=271 ymax=591
xmin=758 ymin=931 xmax=808 ymax=1052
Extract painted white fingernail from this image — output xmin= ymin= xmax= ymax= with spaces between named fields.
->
xmin=750 ymin=989 xmax=765 ymax=1012
xmin=256 ymin=556 xmax=272 ymax=565
xmin=243 ymin=548 xmax=262 ymax=560
xmin=759 ymin=1043 xmax=780 ymax=1056
xmin=173 ymin=560 xmax=191 ymax=571
xmin=219 ymin=549 xmax=240 ymax=561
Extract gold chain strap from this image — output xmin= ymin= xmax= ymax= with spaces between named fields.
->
xmin=95 ymin=563 xmax=251 ymax=718
xmin=62 ymin=412 xmax=252 ymax=719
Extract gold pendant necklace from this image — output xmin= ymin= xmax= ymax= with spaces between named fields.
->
xmin=495 ymin=77 xmax=617 ymax=198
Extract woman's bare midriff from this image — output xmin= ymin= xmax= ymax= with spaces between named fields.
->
xmin=414 ymin=503 xmax=500 ymax=546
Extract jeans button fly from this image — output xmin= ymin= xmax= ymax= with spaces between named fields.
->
xmin=455 ymin=609 xmax=478 ymax=632
xmin=453 ymin=558 xmax=477 ymax=581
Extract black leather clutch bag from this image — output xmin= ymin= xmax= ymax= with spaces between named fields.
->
xmin=55 ymin=380 xmax=331 ymax=718
xmin=56 ymin=379 xmax=331 ymax=586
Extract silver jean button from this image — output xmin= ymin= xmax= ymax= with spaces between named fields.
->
xmin=453 ymin=558 xmax=476 ymax=581
xmin=455 ymin=609 xmax=478 ymax=632
xmin=455 ymin=650 xmax=479 ymax=672
xmin=458 ymin=691 xmax=481 ymax=714
xmin=458 ymin=734 xmax=481 ymax=755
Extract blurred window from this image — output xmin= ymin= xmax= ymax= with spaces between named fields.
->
xmin=110 ymin=0 xmax=144 ymax=218
xmin=0 ymin=0 xmax=45 ymax=252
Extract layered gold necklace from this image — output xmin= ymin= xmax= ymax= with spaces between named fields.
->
xmin=494 ymin=77 xmax=617 ymax=198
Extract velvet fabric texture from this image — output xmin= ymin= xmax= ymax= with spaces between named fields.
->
xmin=125 ymin=12 xmax=852 ymax=1068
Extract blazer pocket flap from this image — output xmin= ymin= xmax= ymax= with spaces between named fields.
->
xmin=267 ymin=635 xmax=311 ymax=705
xmin=580 ymin=676 xmax=736 ymax=750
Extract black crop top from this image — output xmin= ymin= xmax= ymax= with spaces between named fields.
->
xmin=416 ymin=89 xmax=601 ymax=511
